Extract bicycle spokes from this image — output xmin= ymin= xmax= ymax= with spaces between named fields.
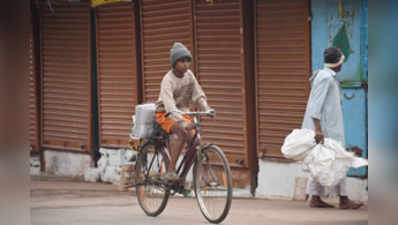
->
xmin=193 ymin=145 xmax=232 ymax=224
xmin=136 ymin=143 xmax=170 ymax=217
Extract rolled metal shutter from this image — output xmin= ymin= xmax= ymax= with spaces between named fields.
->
xmin=96 ymin=2 xmax=138 ymax=148
xmin=194 ymin=0 xmax=248 ymax=167
xmin=255 ymin=0 xmax=310 ymax=158
xmin=40 ymin=1 xmax=92 ymax=152
xmin=140 ymin=0 xmax=194 ymax=102
xmin=29 ymin=19 xmax=40 ymax=152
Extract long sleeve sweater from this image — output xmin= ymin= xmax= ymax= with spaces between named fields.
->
xmin=156 ymin=69 xmax=209 ymax=117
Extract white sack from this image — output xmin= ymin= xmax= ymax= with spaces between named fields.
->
xmin=281 ymin=128 xmax=317 ymax=160
xmin=102 ymin=166 xmax=121 ymax=184
xmin=99 ymin=148 xmax=110 ymax=157
xmin=282 ymin=129 xmax=368 ymax=187
xmin=97 ymin=152 xmax=108 ymax=167
xmin=107 ymin=150 xmax=124 ymax=167
xmin=84 ymin=167 xmax=101 ymax=183
xmin=97 ymin=153 xmax=108 ymax=178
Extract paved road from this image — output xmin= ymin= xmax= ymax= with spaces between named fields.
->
xmin=31 ymin=179 xmax=368 ymax=225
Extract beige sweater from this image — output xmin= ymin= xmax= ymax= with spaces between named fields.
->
xmin=156 ymin=69 xmax=209 ymax=117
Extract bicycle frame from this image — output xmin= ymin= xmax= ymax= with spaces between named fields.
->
xmin=175 ymin=116 xmax=201 ymax=180
xmin=135 ymin=111 xmax=232 ymax=223
xmin=142 ymin=116 xmax=202 ymax=188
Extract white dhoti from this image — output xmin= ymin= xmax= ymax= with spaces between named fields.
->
xmin=306 ymin=176 xmax=347 ymax=196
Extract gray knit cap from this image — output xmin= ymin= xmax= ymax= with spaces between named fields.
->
xmin=170 ymin=42 xmax=192 ymax=67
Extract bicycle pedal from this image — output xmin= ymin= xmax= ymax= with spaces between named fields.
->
xmin=160 ymin=177 xmax=180 ymax=184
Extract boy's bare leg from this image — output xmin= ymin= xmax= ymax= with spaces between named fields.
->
xmin=168 ymin=121 xmax=188 ymax=175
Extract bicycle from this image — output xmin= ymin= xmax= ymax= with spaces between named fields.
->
xmin=134 ymin=111 xmax=233 ymax=224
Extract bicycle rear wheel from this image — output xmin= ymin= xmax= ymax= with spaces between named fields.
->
xmin=135 ymin=142 xmax=169 ymax=217
xmin=193 ymin=144 xmax=232 ymax=224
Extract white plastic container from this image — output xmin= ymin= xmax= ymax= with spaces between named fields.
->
xmin=131 ymin=103 xmax=156 ymax=138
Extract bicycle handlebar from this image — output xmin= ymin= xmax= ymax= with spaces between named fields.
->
xmin=181 ymin=110 xmax=215 ymax=117
xmin=164 ymin=110 xmax=215 ymax=118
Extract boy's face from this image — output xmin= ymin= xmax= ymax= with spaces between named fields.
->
xmin=174 ymin=58 xmax=191 ymax=74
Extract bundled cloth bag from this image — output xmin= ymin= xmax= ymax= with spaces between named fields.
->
xmin=281 ymin=129 xmax=368 ymax=187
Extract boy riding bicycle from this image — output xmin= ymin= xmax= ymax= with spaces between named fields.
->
xmin=155 ymin=42 xmax=214 ymax=181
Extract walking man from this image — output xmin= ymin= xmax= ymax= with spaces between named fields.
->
xmin=302 ymin=47 xmax=363 ymax=209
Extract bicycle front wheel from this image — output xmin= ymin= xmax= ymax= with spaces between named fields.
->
xmin=193 ymin=144 xmax=232 ymax=224
xmin=135 ymin=142 xmax=169 ymax=217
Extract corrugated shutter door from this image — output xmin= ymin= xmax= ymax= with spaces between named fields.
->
xmin=255 ymin=0 xmax=310 ymax=158
xmin=40 ymin=1 xmax=92 ymax=152
xmin=140 ymin=0 xmax=194 ymax=102
xmin=96 ymin=2 xmax=138 ymax=148
xmin=29 ymin=22 xmax=40 ymax=152
xmin=195 ymin=0 xmax=247 ymax=167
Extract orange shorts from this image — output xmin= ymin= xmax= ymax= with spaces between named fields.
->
xmin=155 ymin=112 xmax=193 ymax=134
